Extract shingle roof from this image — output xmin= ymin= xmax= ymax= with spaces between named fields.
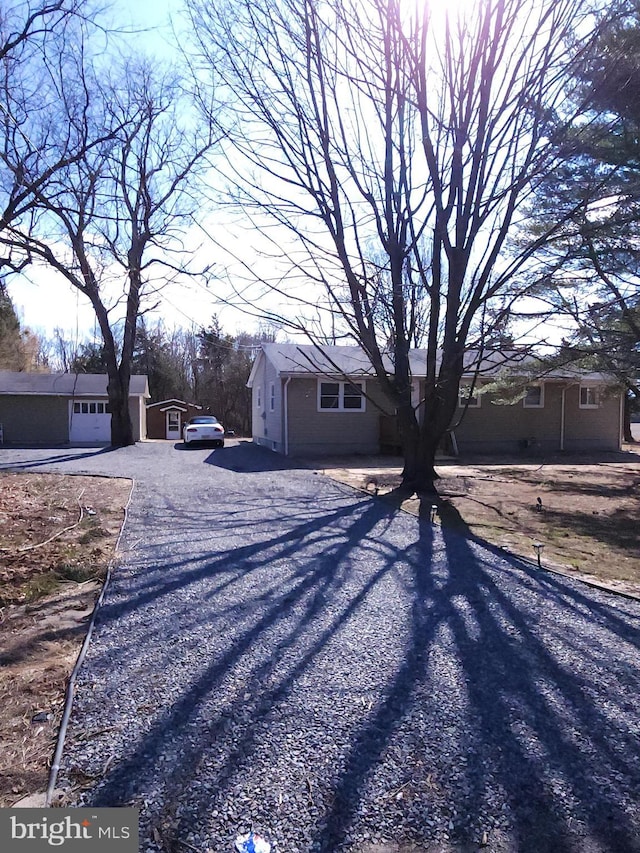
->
xmin=259 ymin=344 xmax=379 ymax=377
xmin=0 ymin=372 xmax=149 ymax=397
xmin=248 ymin=343 xmax=613 ymax=384
xmin=254 ymin=343 xmax=526 ymax=378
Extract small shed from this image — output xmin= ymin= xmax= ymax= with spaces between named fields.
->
xmin=146 ymin=399 xmax=203 ymax=440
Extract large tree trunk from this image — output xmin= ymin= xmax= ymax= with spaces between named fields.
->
xmin=396 ymin=403 xmax=440 ymax=494
xmin=83 ymin=266 xmax=136 ymax=448
xmin=401 ymin=431 xmax=439 ymax=494
xmin=108 ymin=368 xmax=135 ymax=447
xmin=399 ymin=367 xmax=461 ymax=494
xmin=98 ymin=321 xmax=134 ymax=448
xmin=106 ymin=255 xmax=141 ymax=447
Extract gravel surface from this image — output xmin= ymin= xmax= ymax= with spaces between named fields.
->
xmin=1 ymin=441 xmax=640 ymax=853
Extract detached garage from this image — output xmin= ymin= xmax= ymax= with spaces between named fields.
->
xmin=0 ymin=372 xmax=149 ymax=446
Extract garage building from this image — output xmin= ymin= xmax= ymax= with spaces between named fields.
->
xmin=0 ymin=372 xmax=149 ymax=445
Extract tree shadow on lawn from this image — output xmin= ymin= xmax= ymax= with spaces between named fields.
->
xmin=541 ymin=505 xmax=639 ymax=554
xmin=536 ymin=478 xmax=640 ymax=502
xmin=67 ymin=480 xmax=640 ymax=853
xmin=439 ymin=448 xmax=640 ymax=468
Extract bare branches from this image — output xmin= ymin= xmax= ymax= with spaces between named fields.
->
xmin=187 ymin=0 xmax=615 ymax=488
xmin=1 ymin=1 xmax=220 ymax=445
xmin=0 ymin=1 xmax=78 ymax=63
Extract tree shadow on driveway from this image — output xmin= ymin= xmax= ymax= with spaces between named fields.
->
xmin=202 ymin=440 xmax=311 ymax=473
xmin=61 ymin=474 xmax=640 ymax=853
xmin=0 ymin=445 xmax=118 ymax=471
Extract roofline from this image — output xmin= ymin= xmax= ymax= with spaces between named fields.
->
xmin=146 ymin=399 xmax=201 ymax=409
xmin=246 ymin=348 xmax=265 ymax=388
xmin=255 ymin=368 xmax=617 ymax=384
xmin=250 ymin=344 xmax=619 ymax=384
xmin=0 ymin=390 xmax=150 ymax=397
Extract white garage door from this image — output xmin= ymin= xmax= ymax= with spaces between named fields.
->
xmin=69 ymin=400 xmax=111 ymax=443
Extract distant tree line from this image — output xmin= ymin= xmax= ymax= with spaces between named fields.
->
xmin=50 ymin=316 xmax=273 ymax=435
xmin=0 ymin=275 xmax=271 ymax=435
xmin=0 ymin=282 xmax=46 ymax=371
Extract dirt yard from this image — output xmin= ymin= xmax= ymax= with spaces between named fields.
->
xmin=0 ymin=473 xmax=131 ymax=807
xmin=318 ymin=450 xmax=640 ymax=597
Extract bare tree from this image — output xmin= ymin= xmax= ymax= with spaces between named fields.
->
xmin=0 ymin=1 xmax=100 ymax=262
xmin=3 ymin=56 xmax=217 ymax=445
xmin=0 ymin=1 xmax=77 ymax=62
xmin=187 ymin=0 xmax=608 ymax=491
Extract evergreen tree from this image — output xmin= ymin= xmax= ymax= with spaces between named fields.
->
xmin=525 ymin=2 xmax=640 ymax=438
xmin=133 ymin=320 xmax=196 ymax=403
xmin=0 ymin=281 xmax=43 ymax=370
xmin=0 ymin=282 xmax=23 ymax=368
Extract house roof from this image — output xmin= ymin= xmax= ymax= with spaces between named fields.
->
xmin=0 ymin=372 xmax=150 ymax=397
xmin=248 ymin=344 xmax=378 ymax=382
xmin=247 ymin=343 xmax=614 ymax=386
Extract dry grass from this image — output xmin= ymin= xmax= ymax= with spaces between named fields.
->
xmin=0 ymin=473 xmax=131 ymax=807
xmin=319 ymin=451 xmax=640 ymax=597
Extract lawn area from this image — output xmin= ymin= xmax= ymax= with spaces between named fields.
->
xmin=0 ymin=473 xmax=131 ymax=807
xmin=318 ymin=449 xmax=640 ymax=597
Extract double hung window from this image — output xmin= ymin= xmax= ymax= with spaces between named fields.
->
xmin=318 ymin=381 xmax=365 ymax=411
xmin=580 ymin=386 xmax=599 ymax=408
xmin=523 ymin=385 xmax=544 ymax=408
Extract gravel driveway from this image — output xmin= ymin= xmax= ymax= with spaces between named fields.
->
xmin=1 ymin=441 xmax=639 ymax=853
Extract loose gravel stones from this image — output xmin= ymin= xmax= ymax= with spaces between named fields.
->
xmin=2 ymin=443 xmax=639 ymax=853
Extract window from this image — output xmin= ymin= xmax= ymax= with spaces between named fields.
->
xmin=269 ymin=383 xmax=275 ymax=412
xmin=343 ymin=383 xmax=364 ymax=409
xmin=458 ymin=384 xmax=480 ymax=408
xmin=257 ymin=387 xmax=261 ymax=408
xmin=580 ymin=386 xmax=599 ymax=408
xmin=523 ymin=384 xmax=544 ymax=408
xmin=319 ymin=382 xmax=339 ymax=409
xmin=318 ymin=380 xmax=365 ymax=411
xmin=72 ymin=400 xmax=109 ymax=415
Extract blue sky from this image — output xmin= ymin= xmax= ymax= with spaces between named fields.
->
xmin=7 ymin=0 xmax=243 ymax=343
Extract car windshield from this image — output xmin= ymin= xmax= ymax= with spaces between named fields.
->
xmin=188 ymin=416 xmax=219 ymax=425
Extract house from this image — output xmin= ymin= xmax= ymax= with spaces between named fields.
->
xmin=0 ymin=372 xmax=150 ymax=445
xmin=246 ymin=344 xmax=623 ymax=457
xmin=146 ymin=399 xmax=203 ymax=440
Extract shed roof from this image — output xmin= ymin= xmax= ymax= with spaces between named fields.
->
xmin=146 ymin=399 xmax=201 ymax=410
xmin=0 ymin=372 xmax=150 ymax=397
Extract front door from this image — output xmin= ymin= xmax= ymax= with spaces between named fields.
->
xmin=166 ymin=410 xmax=181 ymax=440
